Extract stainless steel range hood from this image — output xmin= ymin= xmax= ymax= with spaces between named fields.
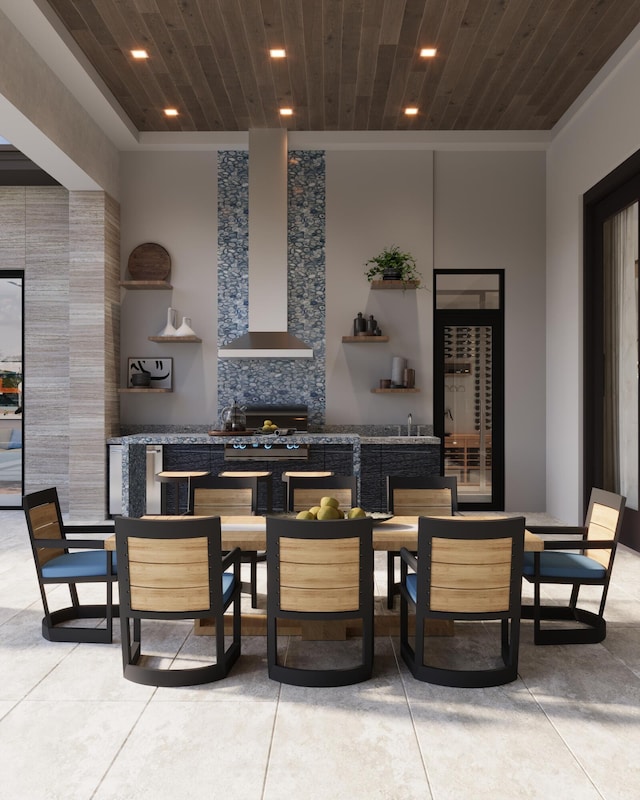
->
xmin=218 ymin=129 xmax=313 ymax=359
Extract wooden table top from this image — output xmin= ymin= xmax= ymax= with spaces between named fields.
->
xmin=104 ymin=515 xmax=543 ymax=552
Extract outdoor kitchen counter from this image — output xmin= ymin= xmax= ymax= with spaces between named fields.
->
xmin=111 ymin=433 xmax=360 ymax=517
xmin=109 ymin=432 xmax=441 ymax=517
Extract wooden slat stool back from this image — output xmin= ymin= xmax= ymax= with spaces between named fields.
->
xmin=400 ymin=515 xmax=525 ymax=687
xmin=115 ymin=515 xmax=241 ymax=686
xmin=266 ymin=516 xmax=374 ymax=687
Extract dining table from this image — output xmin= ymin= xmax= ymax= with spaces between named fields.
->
xmin=104 ymin=515 xmax=543 ymax=639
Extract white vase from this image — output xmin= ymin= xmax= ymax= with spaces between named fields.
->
xmin=158 ymin=307 xmax=177 ymax=336
xmin=175 ymin=316 xmax=197 ymax=337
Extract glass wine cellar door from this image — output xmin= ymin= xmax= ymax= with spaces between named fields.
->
xmin=434 ymin=271 xmax=504 ymax=510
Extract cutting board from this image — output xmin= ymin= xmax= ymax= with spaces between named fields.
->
xmin=127 ymin=243 xmax=171 ymax=281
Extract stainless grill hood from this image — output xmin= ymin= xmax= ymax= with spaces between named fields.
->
xmin=218 ymin=129 xmax=313 ymax=359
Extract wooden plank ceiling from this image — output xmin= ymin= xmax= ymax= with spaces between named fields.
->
xmin=44 ymin=0 xmax=640 ymax=132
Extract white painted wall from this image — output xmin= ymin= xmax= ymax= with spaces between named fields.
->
xmin=118 ymin=151 xmax=218 ymax=426
xmin=117 ymin=146 xmax=547 ymax=510
xmin=434 ymin=151 xmax=547 ymax=511
xmin=325 ymin=150 xmax=434 ymax=429
xmin=547 ymin=30 xmax=640 ymax=523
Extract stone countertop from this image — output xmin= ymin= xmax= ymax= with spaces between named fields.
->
xmin=108 ymin=432 xmax=440 ymax=445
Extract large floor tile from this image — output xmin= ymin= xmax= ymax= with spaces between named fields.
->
xmin=0 ymin=700 xmax=145 ymax=800
xmin=93 ymin=700 xmax=276 ymax=800
xmin=264 ymin=641 xmax=432 ymax=800
xmin=402 ymin=675 xmax=603 ymax=800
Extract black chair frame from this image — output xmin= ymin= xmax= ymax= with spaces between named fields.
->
xmin=387 ymin=475 xmax=458 ymax=609
xmin=266 ymin=516 xmax=374 ymax=687
xmin=23 ymin=487 xmax=118 ymax=644
xmin=400 ymin=516 xmax=525 ymax=688
xmin=522 ymin=488 xmax=625 ymax=645
xmin=115 ymin=515 xmax=241 ymax=687
xmin=286 ymin=474 xmax=358 ymax=513
xmin=188 ymin=475 xmax=261 ymax=608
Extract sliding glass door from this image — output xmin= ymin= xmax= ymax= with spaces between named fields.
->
xmin=0 ymin=272 xmax=23 ymax=507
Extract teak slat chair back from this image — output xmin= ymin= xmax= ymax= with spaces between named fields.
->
xmin=287 ymin=475 xmax=357 ymax=513
xmin=126 ymin=535 xmax=210 ymax=612
xmin=279 ymin=537 xmax=361 ymax=612
xmin=193 ymin=487 xmax=254 ymax=517
xmin=429 ymin=537 xmax=514 ymax=613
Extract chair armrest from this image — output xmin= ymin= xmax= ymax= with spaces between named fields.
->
xmin=400 ymin=547 xmax=417 ymax=571
xmin=37 ymin=538 xmax=106 ymax=549
xmin=63 ymin=523 xmax=115 ymax=534
xmin=542 ymin=538 xmax=615 ymax=551
xmin=526 ymin=525 xmax=587 ymax=536
xmin=222 ymin=546 xmax=242 ymax=569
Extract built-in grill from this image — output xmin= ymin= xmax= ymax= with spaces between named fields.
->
xmin=224 ymin=404 xmax=309 ymax=461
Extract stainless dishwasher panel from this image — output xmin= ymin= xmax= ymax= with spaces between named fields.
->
xmin=108 ymin=444 xmax=163 ymax=515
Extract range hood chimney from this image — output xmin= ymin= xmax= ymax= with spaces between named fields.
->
xmin=218 ymin=128 xmax=313 ymax=359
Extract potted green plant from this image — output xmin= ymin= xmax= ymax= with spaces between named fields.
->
xmin=364 ymin=245 xmax=422 ymax=286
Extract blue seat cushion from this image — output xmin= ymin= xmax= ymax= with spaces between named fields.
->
xmin=41 ymin=550 xmax=117 ymax=579
xmin=523 ymin=551 xmax=606 ymax=580
xmin=405 ymin=573 xmax=417 ymax=603
xmin=222 ymin=572 xmax=235 ymax=604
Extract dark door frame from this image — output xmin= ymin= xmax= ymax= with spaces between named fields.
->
xmin=0 ymin=269 xmax=24 ymax=510
xmin=433 ymin=269 xmax=505 ymax=511
xmin=584 ymin=148 xmax=640 ymax=550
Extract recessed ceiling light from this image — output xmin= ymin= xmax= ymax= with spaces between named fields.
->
xmin=279 ymin=108 xmax=293 ymax=116
xmin=164 ymin=108 xmax=179 ymax=117
xmin=270 ymin=49 xmax=286 ymax=58
xmin=131 ymin=49 xmax=149 ymax=60
xmin=404 ymin=107 xmax=419 ymax=116
xmin=420 ymin=48 xmax=437 ymax=58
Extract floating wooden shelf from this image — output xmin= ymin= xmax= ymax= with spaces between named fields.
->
xmin=118 ymin=388 xmax=172 ymax=393
xmin=120 ymin=280 xmax=173 ymax=290
xmin=371 ymin=280 xmax=419 ymax=290
xmin=148 ymin=335 xmax=202 ymax=343
xmin=342 ymin=335 xmax=390 ymax=343
xmin=371 ymin=388 xmax=420 ymax=393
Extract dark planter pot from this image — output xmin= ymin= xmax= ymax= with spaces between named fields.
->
xmin=382 ymin=268 xmax=402 ymax=280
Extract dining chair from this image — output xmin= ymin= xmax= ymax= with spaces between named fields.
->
xmin=386 ymin=475 xmax=458 ymax=608
xmin=266 ymin=516 xmax=374 ymax=686
xmin=281 ymin=470 xmax=334 ymax=510
xmin=23 ymin=487 xmax=118 ymax=643
xmin=400 ymin=515 xmax=525 ymax=687
xmin=114 ymin=515 xmax=241 ymax=686
xmin=522 ymin=487 xmax=625 ymax=644
xmin=188 ymin=475 xmax=261 ymax=607
xmin=286 ymin=474 xmax=357 ymax=513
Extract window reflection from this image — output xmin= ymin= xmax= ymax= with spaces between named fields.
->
xmin=0 ymin=274 xmax=23 ymax=507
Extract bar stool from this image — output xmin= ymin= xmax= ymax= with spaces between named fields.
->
xmin=281 ymin=471 xmax=334 ymax=512
xmin=156 ymin=470 xmax=210 ymax=515
xmin=218 ymin=470 xmax=273 ymax=514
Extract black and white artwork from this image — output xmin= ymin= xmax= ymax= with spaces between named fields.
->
xmin=127 ymin=357 xmax=173 ymax=389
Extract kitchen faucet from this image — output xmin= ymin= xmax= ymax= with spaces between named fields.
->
xmin=407 ymin=412 xmax=412 ymax=436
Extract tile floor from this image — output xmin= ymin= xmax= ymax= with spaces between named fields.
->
xmin=1 ymin=509 xmax=640 ymax=799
